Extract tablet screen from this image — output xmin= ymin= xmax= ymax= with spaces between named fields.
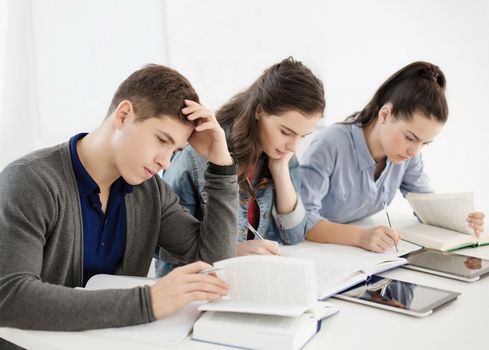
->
xmin=403 ymin=248 xmax=489 ymax=280
xmin=335 ymin=275 xmax=460 ymax=317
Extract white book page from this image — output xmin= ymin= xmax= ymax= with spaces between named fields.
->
xmin=407 ymin=192 xmax=474 ymax=235
xmin=198 ymin=303 xmax=308 ymax=318
xmin=280 ymin=241 xmax=417 ymax=299
xmin=200 ymin=256 xmax=316 ymax=315
xmin=85 ymin=274 xmax=158 ymax=289
xmin=195 ymin=311 xmax=316 ymax=335
xmin=84 ymin=274 xmax=202 ymax=346
xmin=398 ymin=223 xmax=476 ymax=250
xmin=480 ymin=233 xmax=489 ymax=245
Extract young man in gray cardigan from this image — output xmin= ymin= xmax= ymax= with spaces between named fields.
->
xmin=0 ymin=64 xmax=238 ymax=332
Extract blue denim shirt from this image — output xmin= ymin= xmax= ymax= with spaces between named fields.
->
xmin=162 ymin=145 xmax=307 ymax=244
xmin=300 ymin=123 xmax=433 ymax=231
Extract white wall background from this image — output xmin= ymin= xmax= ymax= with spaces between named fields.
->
xmin=1 ymin=0 xmax=488 ymax=213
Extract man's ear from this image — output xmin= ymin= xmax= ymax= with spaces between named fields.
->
xmin=114 ymin=100 xmax=134 ymax=128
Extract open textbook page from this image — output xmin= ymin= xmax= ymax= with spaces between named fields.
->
xmin=406 ymin=192 xmax=474 ymax=234
xmin=84 ymin=274 xmax=202 ymax=346
xmin=199 ymin=255 xmax=317 ymax=317
xmin=281 ymin=240 xmax=420 ymax=299
xmin=400 ymin=192 xmax=489 ymax=250
xmin=398 ymin=222 xmax=477 ymax=251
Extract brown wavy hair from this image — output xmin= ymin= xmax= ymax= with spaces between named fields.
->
xmin=107 ymin=64 xmax=199 ymax=125
xmin=344 ymin=61 xmax=448 ymax=126
xmin=217 ymin=57 xmax=325 ymax=194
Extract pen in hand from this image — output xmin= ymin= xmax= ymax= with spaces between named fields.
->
xmin=247 ymin=222 xmax=265 ymax=240
xmin=382 ymin=202 xmax=399 ymax=253
xmin=246 ymin=223 xmax=280 ymax=255
xmin=199 ymin=266 xmax=224 ymax=275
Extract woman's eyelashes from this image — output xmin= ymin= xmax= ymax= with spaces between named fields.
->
xmin=157 ymin=135 xmax=168 ymax=144
xmin=405 ymin=134 xmax=415 ymax=142
xmin=405 ymin=134 xmax=431 ymax=147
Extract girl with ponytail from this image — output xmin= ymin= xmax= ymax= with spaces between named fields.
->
xmin=301 ymin=61 xmax=484 ymax=252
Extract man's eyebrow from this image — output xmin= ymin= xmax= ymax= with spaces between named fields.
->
xmin=157 ymin=130 xmax=187 ymax=151
xmin=157 ymin=131 xmax=176 ymax=145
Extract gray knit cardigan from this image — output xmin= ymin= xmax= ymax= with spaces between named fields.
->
xmin=0 ymin=142 xmax=238 ymax=331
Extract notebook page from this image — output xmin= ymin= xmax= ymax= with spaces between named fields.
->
xmin=84 ymin=274 xmax=202 ymax=346
xmin=281 ymin=241 xmax=417 ymax=298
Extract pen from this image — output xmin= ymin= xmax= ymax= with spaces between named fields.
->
xmin=247 ymin=222 xmax=265 ymax=240
xmin=382 ymin=202 xmax=398 ymax=253
xmin=199 ymin=266 xmax=224 ymax=274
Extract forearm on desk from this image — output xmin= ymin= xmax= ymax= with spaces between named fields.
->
xmin=306 ymin=220 xmax=365 ymax=247
xmin=0 ymin=280 xmax=153 ymax=330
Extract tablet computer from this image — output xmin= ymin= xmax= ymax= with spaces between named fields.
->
xmin=334 ymin=275 xmax=460 ymax=317
xmin=402 ymin=248 xmax=489 ymax=282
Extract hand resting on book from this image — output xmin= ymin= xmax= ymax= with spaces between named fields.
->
xmin=150 ymin=261 xmax=230 ymax=320
xmin=466 ymin=211 xmax=485 ymax=237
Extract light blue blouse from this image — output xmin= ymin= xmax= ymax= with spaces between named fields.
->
xmin=300 ymin=123 xmax=433 ymax=231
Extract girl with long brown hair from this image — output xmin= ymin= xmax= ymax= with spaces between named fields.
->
xmin=156 ymin=57 xmax=325 ymax=275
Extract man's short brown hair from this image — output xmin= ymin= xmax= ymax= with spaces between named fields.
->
xmin=107 ymin=64 xmax=199 ymax=125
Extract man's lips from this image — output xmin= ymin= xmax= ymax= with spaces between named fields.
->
xmin=144 ymin=167 xmax=156 ymax=177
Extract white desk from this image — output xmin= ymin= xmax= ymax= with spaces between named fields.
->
xmin=2 ymin=212 xmax=489 ymax=350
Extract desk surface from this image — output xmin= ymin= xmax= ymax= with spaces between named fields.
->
xmin=2 ymin=212 xmax=489 ymax=350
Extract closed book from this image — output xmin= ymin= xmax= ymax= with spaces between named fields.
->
xmin=193 ymin=310 xmax=332 ymax=350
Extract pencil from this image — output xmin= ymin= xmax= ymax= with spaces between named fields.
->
xmin=199 ymin=266 xmax=224 ymax=274
xmin=247 ymin=222 xmax=265 ymax=240
xmin=382 ymin=202 xmax=398 ymax=253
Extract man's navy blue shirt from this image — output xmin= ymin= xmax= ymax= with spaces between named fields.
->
xmin=69 ymin=133 xmax=133 ymax=285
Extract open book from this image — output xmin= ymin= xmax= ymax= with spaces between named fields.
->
xmin=199 ymin=255 xmax=318 ymax=317
xmin=280 ymin=240 xmax=420 ymax=300
xmin=83 ymin=274 xmax=202 ymax=346
xmin=194 ymin=255 xmax=338 ymax=350
xmin=398 ymin=192 xmax=489 ymax=251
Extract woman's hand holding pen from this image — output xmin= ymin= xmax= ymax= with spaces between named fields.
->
xmin=150 ymin=261 xmax=229 ymax=320
xmin=467 ymin=212 xmax=485 ymax=238
xmin=237 ymin=240 xmax=281 ymax=256
xmin=357 ymin=226 xmax=400 ymax=253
